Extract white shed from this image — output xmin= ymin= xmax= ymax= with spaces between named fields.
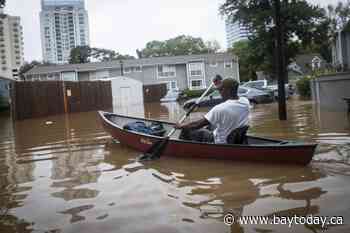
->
xmin=108 ymin=76 xmax=144 ymax=117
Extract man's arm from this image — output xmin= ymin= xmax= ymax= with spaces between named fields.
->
xmin=175 ymin=117 xmax=210 ymax=130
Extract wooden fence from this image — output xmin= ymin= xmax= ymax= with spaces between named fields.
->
xmin=143 ymin=83 xmax=167 ymax=103
xmin=11 ymin=81 xmax=112 ymax=120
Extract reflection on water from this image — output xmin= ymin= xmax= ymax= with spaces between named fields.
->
xmin=0 ymin=99 xmax=350 ymax=233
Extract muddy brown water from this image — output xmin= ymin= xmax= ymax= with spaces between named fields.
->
xmin=0 ymin=99 xmax=350 ymax=233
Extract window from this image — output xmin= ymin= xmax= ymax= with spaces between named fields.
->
xmin=209 ymin=61 xmax=217 ymax=67
xmin=157 ymin=65 xmax=176 ymax=78
xmin=224 ymin=61 xmax=233 ymax=68
xmin=190 ymin=79 xmax=203 ymax=90
xmin=244 ymin=81 xmax=265 ymax=89
xmin=188 ymin=62 xmax=203 ymax=77
xmin=134 ymin=66 xmax=142 ymax=72
xmin=164 ymin=80 xmax=177 ymax=90
xmin=170 ymin=81 xmax=177 ymax=90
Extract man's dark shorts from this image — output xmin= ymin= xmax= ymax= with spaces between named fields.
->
xmin=179 ymin=128 xmax=214 ymax=143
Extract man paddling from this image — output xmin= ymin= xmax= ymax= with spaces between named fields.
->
xmin=175 ymin=78 xmax=250 ymax=144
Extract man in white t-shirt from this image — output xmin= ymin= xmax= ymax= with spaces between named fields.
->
xmin=176 ymin=78 xmax=250 ymax=144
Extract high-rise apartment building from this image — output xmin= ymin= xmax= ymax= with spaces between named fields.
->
xmin=0 ymin=9 xmax=24 ymax=80
xmin=225 ymin=19 xmax=251 ymax=48
xmin=40 ymin=0 xmax=90 ymax=64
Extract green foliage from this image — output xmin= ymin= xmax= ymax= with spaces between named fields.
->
xmin=0 ymin=0 xmax=5 ymax=8
xmin=181 ymin=88 xmax=214 ymax=99
xmin=139 ymin=35 xmax=221 ymax=58
xmin=296 ymin=76 xmax=311 ymax=97
xmin=327 ymin=1 xmax=350 ymax=32
xmin=19 ymin=61 xmax=41 ymax=79
xmin=19 ymin=61 xmax=54 ymax=80
xmin=220 ymin=0 xmax=331 ymax=77
xmin=69 ymin=46 xmax=91 ymax=64
xmin=90 ymin=48 xmax=135 ymax=62
xmin=69 ymin=46 xmax=135 ymax=64
xmin=230 ymin=40 xmax=259 ymax=81
xmin=0 ymin=95 xmax=9 ymax=110
xmin=206 ymin=40 xmax=221 ymax=54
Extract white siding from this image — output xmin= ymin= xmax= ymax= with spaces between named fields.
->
xmin=110 ymin=76 xmax=144 ymax=116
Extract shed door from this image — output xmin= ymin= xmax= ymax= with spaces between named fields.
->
xmin=120 ymin=87 xmax=131 ymax=105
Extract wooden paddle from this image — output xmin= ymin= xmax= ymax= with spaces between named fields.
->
xmin=139 ymin=82 xmax=215 ymax=161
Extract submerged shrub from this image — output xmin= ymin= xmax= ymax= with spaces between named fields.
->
xmin=296 ymin=76 xmax=311 ymax=97
xmin=181 ymin=88 xmax=214 ymax=99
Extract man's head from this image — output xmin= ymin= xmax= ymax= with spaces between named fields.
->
xmin=213 ymin=74 xmax=223 ymax=87
xmin=217 ymin=78 xmax=239 ymax=100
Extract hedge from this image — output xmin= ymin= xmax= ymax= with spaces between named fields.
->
xmin=296 ymin=76 xmax=311 ymax=98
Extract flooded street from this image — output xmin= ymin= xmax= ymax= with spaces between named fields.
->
xmin=0 ymin=99 xmax=350 ymax=233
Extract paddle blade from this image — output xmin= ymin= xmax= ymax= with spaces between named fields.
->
xmin=138 ymin=137 xmax=170 ymax=161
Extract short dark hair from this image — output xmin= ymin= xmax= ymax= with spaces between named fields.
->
xmin=213 ymin=74 xmax=223 ymax=83
xmin=232 ymin=80 xmax=239 ymax=97
xmin=218 ymin=78 xmax=239 ymax=97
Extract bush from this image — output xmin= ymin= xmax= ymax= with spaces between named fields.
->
xmin=0 ymin=95 xmax=9 ymax=110
xmin=296 ymin=76 xmax=311 ymax=97
xmin=180 ymin=88 xmax=215 ymax=99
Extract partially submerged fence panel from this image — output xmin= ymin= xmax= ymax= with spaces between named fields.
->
xmin=143 ymin=83 xmax=167 ymax=103
xmin=11 ymin=81 xmax=112 ymax=120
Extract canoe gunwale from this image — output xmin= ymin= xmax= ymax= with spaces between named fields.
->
xmin=98 ymin=111 xmax=318 ymax=150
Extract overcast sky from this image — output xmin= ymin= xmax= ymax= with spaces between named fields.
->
xmin=4 ymin=0 xmax=343 ymax=62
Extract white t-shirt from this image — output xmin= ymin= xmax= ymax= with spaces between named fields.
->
xmin=204 ymin=97 xmax=250 ymax=144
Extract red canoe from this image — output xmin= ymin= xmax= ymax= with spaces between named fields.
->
xmin=98 ymin=111 xmax=317 ymax=165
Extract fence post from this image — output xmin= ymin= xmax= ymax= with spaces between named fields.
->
xmin=10 ymin=81 xmax=17 ymax=121
xmin=62 ymin=81 xmax=68 ymax=114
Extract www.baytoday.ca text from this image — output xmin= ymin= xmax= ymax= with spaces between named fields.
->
xmin=223 ymin=214 xmax=344 ymax=228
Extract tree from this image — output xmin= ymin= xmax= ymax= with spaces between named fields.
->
xmin=115 ymin=54 xmax=135 ymax=60
xmin=139 ymin=35 xmax=220 ymax=58
xmin=69 ymin=46 xmax=135 ymax=64
xmin=19 ymin=60 xmax=53 ymax=80
xmin=90 ymin=48 xmax=117 ymax=61
xmin=69 ymin=46 xmax=91 ymax=64
xmin=326 ymin=1 xmax=350 ymax=36
xmin=0 ymin=0 xmax=5 ymax=9
xmin=136 ymin=49 xmax=143 ymax=59
xmin=141 ymin=40 xmax=167 ymax=57
xmin=206 ymin=40 xmax=221 ymax=53
xmin=230 ymin=40 xmax=259 ymax=81
xmin=220 ymin=0 xmax=330 ymax=77
xmin=327 ymin=1 xmax=350 ymax=31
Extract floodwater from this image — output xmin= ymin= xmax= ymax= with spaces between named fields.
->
xmin=0 ymin=98 xmax=350 ymax=233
